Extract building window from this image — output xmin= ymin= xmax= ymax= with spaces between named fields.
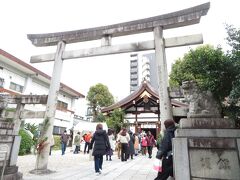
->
xmin=9 ymin=82 xmax=23 ymax=93
xmin=86 ymin=107 xmax=93 ymax=116
xmin=130 ymin=54 xmax=137 ymax=57
xmin=0 ymin=78 xmax=4 ymax=88
xmin=53 ymin=126 xmax=66 ymax=135
xmin=57 ymin=100 xmax=68 ymax=111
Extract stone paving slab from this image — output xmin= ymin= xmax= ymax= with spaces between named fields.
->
xmin=17 ymin=148 xmax=158 ymax=180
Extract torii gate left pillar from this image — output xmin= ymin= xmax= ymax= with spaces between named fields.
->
xmin=31 ymin=41 xmax=65 ymax=173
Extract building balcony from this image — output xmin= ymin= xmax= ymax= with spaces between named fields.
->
xmin=130 ymin=62 xmax=138 ymax=67
xmin=130 ymin=69 xmax=138 ymax=73
xmin=130 ymin=80 xmax=138 ymax=86
xmin=130 ymin=74 xmax=138 ymax=79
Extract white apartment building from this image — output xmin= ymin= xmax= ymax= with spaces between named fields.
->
xmin=130 ymin=53 xmax=139 ymax=93
xmin=142 ymin=53 xmax=158 ymax=91
xmin=130 ymin=52 xmax=158 ymax=93
xmin=0 ymin=49 xmax=85 ymax=135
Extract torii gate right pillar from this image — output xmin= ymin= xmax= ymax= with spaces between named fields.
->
xmin=154 ymin=26 xmax=173 ymax=132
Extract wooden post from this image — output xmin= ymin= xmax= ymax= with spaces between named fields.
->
xmin=134 ymin=102 xmax=138 ymax=133
xmin=34 ymin=41 xmax=66 ymax=172
xmin=156 ymin=102 xmax=161 ymax=138
xmin=154 ymin=26 xmax=173 ymax=132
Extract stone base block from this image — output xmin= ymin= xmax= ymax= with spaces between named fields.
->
xmin=180 ymin=118 xmax=235 ymax=129
xmin=189 ymin=149 xmax=240 ymax=179
xmin=2 ymin=172 xmax=22 ymax=180
xmin=173 ymin=129 xmax=240 ymax=180
xmin=0 ymin=166 xmax=22 ymax=180
xmin=175 ymin=129 xmax=240 ymax=138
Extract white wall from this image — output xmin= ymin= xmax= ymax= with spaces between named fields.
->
xmin=31 ymin=80 xmax=49 ymax=95
xmin=125 ymin=113 xmax=158 ymax=123
xmin=0 ymin=63 xmax=26 ymax=91
xmin=0 ymin=60 xmax=83 ymax=132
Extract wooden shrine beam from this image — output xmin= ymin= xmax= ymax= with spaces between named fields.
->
xmin=6 ymin=110 xmax=45 ymax=119
xmin=30 ymin=34 xmax=203 ymax=63
xmin=27 ymin=2 xmax=209 ymax=47
xmin=1 ymin=95 xmax=48 ymax=104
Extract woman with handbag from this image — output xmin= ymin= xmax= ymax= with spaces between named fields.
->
xmin=117 ymin=128 xmax=130 ymax=162
xmin=155 ymin=119 xmax=176 ymax=180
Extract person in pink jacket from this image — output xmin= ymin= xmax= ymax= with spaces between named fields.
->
xmin=141 ymin=134 xmax=147 ymax=155
xmin=146 ymin=131 xmax=156 ymax=158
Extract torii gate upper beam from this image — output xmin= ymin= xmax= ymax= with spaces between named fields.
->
xmin=27 ymin=2 xmax=210 ymax=47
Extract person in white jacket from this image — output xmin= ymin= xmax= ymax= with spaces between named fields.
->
xmin=106 ymin=129 xmax=114 ymax=161
xmin=117 ymin=128 xmax=130 ymax=161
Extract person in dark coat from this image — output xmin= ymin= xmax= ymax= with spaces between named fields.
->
xmin=128 ymin=131 xmax=135 ymax=159
xmin=155 ymin=119 xmax=176 ymax=180
xmin=60 ymin=130 xmax=69 ymax=155
xmin=89 ymin=124 xmax=110 ymax=175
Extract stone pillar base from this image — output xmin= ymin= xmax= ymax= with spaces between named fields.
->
xmin=29 ymin=169 xmax=56 ymax=175
xmin=2 ymin=172 xmax=22 ymax=180
xmin=0 ymin=166 xmax=22 ymax=180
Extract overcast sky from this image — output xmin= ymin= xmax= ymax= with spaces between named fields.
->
xmin=1 ymin=0 xmax=240 ymax=112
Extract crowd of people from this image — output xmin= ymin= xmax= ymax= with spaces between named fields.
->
xmin=56 ymin=121 xmax=176 ymax=179
xmin=115 ymin=128 xmax=156 ymax=161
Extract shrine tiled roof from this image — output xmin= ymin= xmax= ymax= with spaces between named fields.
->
xmin=102 ymin=81 xmax=187 ymax=113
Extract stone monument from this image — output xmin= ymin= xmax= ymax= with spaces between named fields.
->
xmin=173 ymin=81 xmax=240 ymax=180
xmin=0 ymin=95 xmax=22 ymax=180
xmin=0 ymin=95 xmax=47 ymax=179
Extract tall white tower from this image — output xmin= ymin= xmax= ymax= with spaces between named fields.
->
xmin=130 ymin=53 xmax=139 ymax=93
xmin=129 ymin=53 xmax=158 ymax=93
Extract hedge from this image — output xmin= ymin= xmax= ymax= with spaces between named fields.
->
xmin=19 ymin=129 xmax=34 ymax=155
xmin=53 ymin=135 xmax=61 ymax=150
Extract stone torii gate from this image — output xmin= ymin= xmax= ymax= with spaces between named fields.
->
xmin=27 ymin=2 xmax=210 ymax=172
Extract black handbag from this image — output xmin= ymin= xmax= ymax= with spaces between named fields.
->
xmin=156 ymin=150 xmax=163 ymax=159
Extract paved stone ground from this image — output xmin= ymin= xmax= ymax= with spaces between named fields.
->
xmin=17 ymin=148 xmax=158 ymax=180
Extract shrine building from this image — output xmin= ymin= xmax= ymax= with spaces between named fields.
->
xmin=102 ymin=81 xmax=188 ymax=138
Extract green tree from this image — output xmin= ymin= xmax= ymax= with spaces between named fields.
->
xmin=24 ymin=123 xmax=38 ymax=135
xmin=87 ymin=83 xmax=114 ymax=121
xmin=169 ymin=45 xmax=235 ymax=104
xmin=96 ymin=112 xmax=106 ymax=122
xmin=169 ymin=43 xmax=239 ymax=127
xmin=24 ymin=123 xmax=39 ymax=147
xmin=19 ymin=129 xmax=34 ymax=155
xmin=225 ymin=25 xmax=240 ymax=127
xmin=106 ymin=108 xmax=127 ymax=133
